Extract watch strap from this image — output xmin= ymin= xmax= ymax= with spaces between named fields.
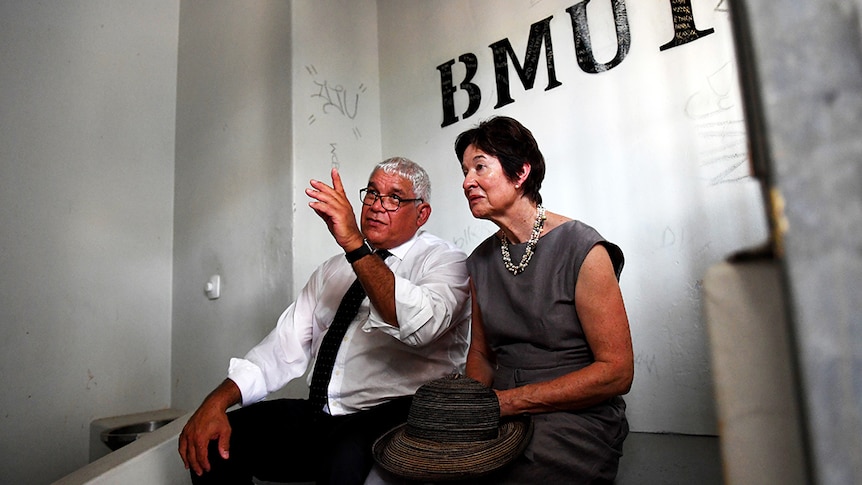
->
xmin=345 ymin=240 xmax=373 ymax=263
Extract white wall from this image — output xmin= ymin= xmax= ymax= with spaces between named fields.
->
xmin=376 ymin=0 xmax=769 ymax=434
xmin=170 ymin=0 xmax=383 ymax=412
xmin=290 ymin=0 xmax=383 ymax=290
xmin=3 ymin=1 xmax=775 ymax=482
xmin=0 ymin=1 xmax=179 ymax=483
xmin=171 ymin=0 xmax=296 ymax=411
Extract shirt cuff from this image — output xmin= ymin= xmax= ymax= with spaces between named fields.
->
xmin=227 ymin=357 xmax=268 ymax=405
xmin=364 ymin=275 xmax=434 ymax=345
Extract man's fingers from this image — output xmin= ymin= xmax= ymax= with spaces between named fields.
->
xmin=331 ymin=167 xmax=346 ymax=193
xmin=196 ymin=440 xmax=211 ymax=475
xmin=306 ymin=185 xmax=347 ymax=223
xmin=218 ymin=428 xmax=232 ymax=460
xmin=309 ymin=206 xmax=327 ymax=219
xmin=306 ymin=182 xmax=331 ymax=201
xmin=178 ymin=422 xmax=212 ymax=476
xmin=185 ymin=436 xmax=202 ymax=476
xmin=307 ymin=183 xmax=346 ymax=211
xmin=308 ymin=178 xmax=347 ymax=204
xmin=178 ymin=433 xmax=190 ymax=469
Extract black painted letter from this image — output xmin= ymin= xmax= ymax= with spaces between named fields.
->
xmin=489 ymin=16 xmax=563 ymax=109
xmin=659 ymin=0 xmax=714 ymax=51
xmin=567 ymin=0 xmax=631 ymax=74
xmin=437 ymin=53 xmax=482 ymax=128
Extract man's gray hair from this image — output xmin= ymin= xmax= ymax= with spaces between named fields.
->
xmin=373 ymin=157 xmax=431 ymax=202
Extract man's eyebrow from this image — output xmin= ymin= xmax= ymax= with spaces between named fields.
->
xmin=367 ymin=183 xmax=408 ymax=196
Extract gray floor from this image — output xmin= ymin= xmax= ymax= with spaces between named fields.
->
xmin=255 ymin=432 xmax=723 ymax=484
xmin=616 ymin=432 xmax=723 ymax=485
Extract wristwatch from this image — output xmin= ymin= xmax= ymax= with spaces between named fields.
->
xmin=345 ymin=240 xmax=373 ymax=263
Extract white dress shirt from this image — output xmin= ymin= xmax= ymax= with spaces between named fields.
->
xmin=227 ymin=230 xmax=471 ymax=415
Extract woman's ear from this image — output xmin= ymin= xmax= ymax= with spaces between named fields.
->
xmin=516 ymin=162 xmax=532 ymax=188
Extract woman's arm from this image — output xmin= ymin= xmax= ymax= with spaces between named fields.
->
xmin=465 ymin=278 xmax=496 ymax=387
xmin=495 ymin=244 xmax=634 ymax=417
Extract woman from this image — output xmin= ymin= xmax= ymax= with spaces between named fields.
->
xmin=456 ymin=116 xmax=634 ymax=483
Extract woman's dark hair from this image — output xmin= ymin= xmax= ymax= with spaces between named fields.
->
xmin=454 ymin=116 xmax=545 ymax=204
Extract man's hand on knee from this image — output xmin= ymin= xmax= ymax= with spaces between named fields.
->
xmin=178 ymin=402 xmax=232 ymax=476
xmin=178 ymin=379 xmax=241 ymax=476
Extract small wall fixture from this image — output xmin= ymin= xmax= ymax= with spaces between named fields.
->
xmin=205 ymin=274 xmax=221 ymax=300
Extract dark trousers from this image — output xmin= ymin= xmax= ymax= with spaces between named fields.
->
xmin=191 ymin=397 xmax=412 ymax=485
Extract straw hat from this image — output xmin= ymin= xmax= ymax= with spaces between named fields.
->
xmin=372 ymin=375 xmax=533 ymax=481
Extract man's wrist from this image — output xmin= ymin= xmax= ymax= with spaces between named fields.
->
xmin=345 ymin=240 xmax=373 ymax=263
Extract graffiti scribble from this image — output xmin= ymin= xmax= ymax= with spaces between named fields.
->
xmin=329 ymin=143 xmax=340 ymax=169
xmin=311 ymin=79 xmax=361 ymax=120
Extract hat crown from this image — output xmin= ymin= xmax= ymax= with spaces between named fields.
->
xmin=406 ymin=375 xmax=500 ymax=443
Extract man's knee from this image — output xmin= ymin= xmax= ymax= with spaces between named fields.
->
xmin=188 ymin=438 xmax=253 ymax=485
xmin=321 ymin=437 xmax=373 ymax=485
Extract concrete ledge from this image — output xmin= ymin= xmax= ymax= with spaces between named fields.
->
xmin=54 ymin=412 xmax=193 ymax=485
xmin=89 ymin=408 xmax=188 ymax=462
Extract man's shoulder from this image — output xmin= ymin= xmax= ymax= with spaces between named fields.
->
xmin=415 ymin=230 xmax=467 ymax=255
xmin=310 ymin=251 xmax=352 ymax=280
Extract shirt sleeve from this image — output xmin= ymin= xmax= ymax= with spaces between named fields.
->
xmin=227 ymin=268 xmax=322 ymax=406
xmin=364 ymin=238 xmax=470 ymax=347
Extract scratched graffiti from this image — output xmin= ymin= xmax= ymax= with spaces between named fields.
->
xmin=306 ymin=65 xmax=366 ymax=122
xmin=329 ymin=143 xmax=340 ymax=169
xmin=634 ymin=353 xmax=659 ymax=376
xmin=686 ymin=61 xmax=751 ymax=185
xmin=687 ymin=278 xmax=704 ymax=302
xmin=452 ymin=224 xmax=490 ymax=250
xmin=661 ymin=226 xmax=685 ymax=249
xmin=86 ymin=368 xmax=97 ymax=390
xmin=661 ymin=226 xmax=713 ymax=262
xmin=696 ymin=119 xmax=749 ymax=185
xmin=311 ymin=79 xmax=363 ymax=119
xmin=306 ymin=65 xmax=366 ymax=142
xmin=685 ymin=62 xmax=736 ymax=118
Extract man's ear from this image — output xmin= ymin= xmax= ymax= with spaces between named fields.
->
xmin=416 ymin=202 xmax=431 ymax=227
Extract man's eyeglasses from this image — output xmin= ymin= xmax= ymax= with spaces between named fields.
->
xmin=359 ymin=188 xmax=423 ymax=212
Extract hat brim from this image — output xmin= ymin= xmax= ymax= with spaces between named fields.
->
xmin=372 ymin=415 xmax=533 ymax=481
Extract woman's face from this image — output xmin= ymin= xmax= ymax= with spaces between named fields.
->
xmin=461 ymin=144 xmax=520 ymax=220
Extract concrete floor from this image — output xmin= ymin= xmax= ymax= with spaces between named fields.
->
xmin=616 ymin=432 xmax=723 ymax=485
xmin=255 ymin=431 xmax=723 ymax=485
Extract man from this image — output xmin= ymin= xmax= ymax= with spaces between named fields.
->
xmin=178 ymin=157 xmax=471 ymax=484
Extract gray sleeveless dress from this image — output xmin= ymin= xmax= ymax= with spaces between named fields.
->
xmin=467 ymin=220 xmax=628 ymax=484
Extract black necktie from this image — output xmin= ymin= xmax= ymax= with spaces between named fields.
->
xmin=308 ymin=249 xmax=391 ymax=413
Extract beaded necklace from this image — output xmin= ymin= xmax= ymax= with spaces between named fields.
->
xmin=499 ymin=205 xmax=546 ymax=276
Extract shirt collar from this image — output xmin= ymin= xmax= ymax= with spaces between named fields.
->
xmin=378 ymin=230 xmax=421 ymax=261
